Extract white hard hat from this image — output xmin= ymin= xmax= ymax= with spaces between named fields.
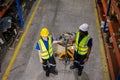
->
xmin=79 ymin=23 xmax=89 ymax=31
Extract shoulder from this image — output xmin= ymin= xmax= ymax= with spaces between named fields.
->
xmin=48 ymin=35 xmax=51 ymax=38
xmin=87 ymin=35 xmax=92 ymax=42
xmin=48 ymin=35 xmax=54 ymax=41
xmin=88 ymin=35 xmax=92 ymax=39
xmin=88 ymin=37 xmax=93 ymax=43
xmin=89 ymin=35 xmax=92 ymax=39
xmin=89 ymin=37 xmax=92 ymax=40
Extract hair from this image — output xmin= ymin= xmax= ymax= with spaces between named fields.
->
xmin=84 ymin=31 xmax=88 ymax=35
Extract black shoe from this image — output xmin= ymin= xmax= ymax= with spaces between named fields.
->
xmin=78 ymin=66 xmax=83 ymax=76
xmin=70 ymin=65 xmax=76 ymax=69
xmin=51 ymin=70 xmax=58 ymax=75
xmin=78 ymin=71 xmax=82 ymax=76
xmin=46 ymin=71 xmax=49 ymax=77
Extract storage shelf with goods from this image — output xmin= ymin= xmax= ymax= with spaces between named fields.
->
xmin=0 ymin=0 xmax=36 ymax=50
xmin=0 ymin=0 xmax=15 ymax=72
xmin=96 ymin=0 xmax=120 ymax=80
xmin=0 ymin=0 xmax=16 ymax=52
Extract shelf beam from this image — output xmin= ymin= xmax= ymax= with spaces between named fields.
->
xmin=0 ymin=0 xmax=14 ymax=18
xmin=103 ymin=33 xmax=115 ymax=80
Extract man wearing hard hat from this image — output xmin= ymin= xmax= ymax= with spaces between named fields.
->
xmin=70 ymin=23 xmax=92 ymax=76
xmin=36 ymin=27 xmax=61 ymax=77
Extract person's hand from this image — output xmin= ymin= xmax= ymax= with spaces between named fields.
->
xmin=53 ymin=39 xmax=63 ymax=44
xmin=84 ymin=57 xmax=88 ymax=62
xmin=40 ymin=58 xmax=43 ymax=63
xmin=57 ymin=39 xmax=63 ymax=44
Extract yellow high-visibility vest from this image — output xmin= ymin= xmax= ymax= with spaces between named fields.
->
xmin=75 ymin=31 xmax=90 ymax=55
xmin=38 ymin=36 xmax=53 ymax=59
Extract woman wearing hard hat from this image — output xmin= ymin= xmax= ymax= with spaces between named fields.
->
xmin=35 ymin=27 xmax=62 ymax=77
xmin=69 ymin=23 xmax=93 ymax=76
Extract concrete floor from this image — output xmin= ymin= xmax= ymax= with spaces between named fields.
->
xmin=0 ymin=0 xmax=107 ymax=80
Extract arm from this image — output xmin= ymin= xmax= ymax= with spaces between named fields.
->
xmin=83 ymin=46 xmax=92 ymax=62
xmin=38 ymin=50 xmax=43 ymax=63
xmin=87 ymin=46 xmax=92 ymax=58
xmin=53 ymin=40 xmax=62 ymax=44
xmin=84 ymin=38 xmax=92 ymax=62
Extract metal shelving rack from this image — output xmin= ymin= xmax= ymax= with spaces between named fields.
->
xmin=0 ymin=0 xmax=15 ymax=72
xmin=0 ymin=0 xmax=35 ymax=72
xmin=96 ymin=0 xmax=120 ymax=80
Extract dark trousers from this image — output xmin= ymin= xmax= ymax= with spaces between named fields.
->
xmin=42 ymin=56 xmax=56 ymax=73
xmin=73 ymin=52 xmax=87 ymax=74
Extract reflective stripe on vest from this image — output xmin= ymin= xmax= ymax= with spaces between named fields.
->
xmin=75 ymin=31 xmax=90 ymax=55
xmin=38 ymin=36 xmax=53 ymax=59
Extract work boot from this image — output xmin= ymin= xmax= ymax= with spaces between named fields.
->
xmin=78 ymin=70 xmax=82 ymax=76
xmin=51 ymin=70 xmax=58 ymax=75
xmin=78 ymin=66 xmax=83 ymax=76
xmin=46 ymin=71 xmax=49 ymax=77
xmin=70 ymin=64 xmax=76 ymax=69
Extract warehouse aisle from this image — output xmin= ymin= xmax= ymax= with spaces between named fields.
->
xmin=1 ymin=0 xmax=108 ymax=80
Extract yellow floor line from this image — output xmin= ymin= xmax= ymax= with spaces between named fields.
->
xmin=2 ymin=0 xmax=41 ymax=80
xmin=93 ymin=0 xmax=110 ymax=80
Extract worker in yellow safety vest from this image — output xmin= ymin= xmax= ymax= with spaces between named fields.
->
xmin=69 ymin=23 xmax=92 ymax=76
xmin=36 ymin=27 xmax=62 ymax=77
